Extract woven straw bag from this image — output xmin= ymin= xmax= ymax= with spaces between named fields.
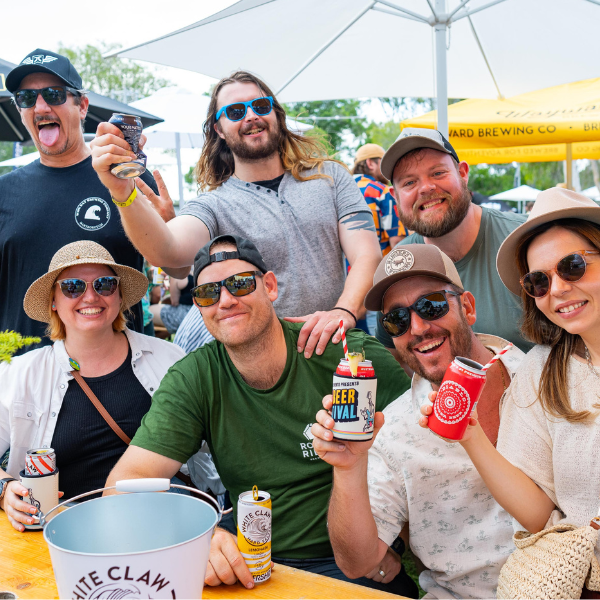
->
xmin=497 ymin=522 xmax=600 ymax=599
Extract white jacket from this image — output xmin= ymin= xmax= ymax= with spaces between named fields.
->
xmin=0 ymin=329 xmax=185 ymax=479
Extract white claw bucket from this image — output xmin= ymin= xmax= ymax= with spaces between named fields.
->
xmin=41 ymin=478 xmax=221 ymax=599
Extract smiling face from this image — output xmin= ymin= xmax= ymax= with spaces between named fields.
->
xmin=390 ymin=149 xmax=471 ymax=238
xmin=196 ymin=254 xmax=278 ymax=349
xmin=526 ymin=227 xmax=600 ymax=340
xmin=17 ymin=72 xmax=88 ymax=159
xmin=383 ymin=276 xmax=476 ymax=385
xmin=52 ymin=264 xmax=122 ymax=337
xmin=214 ymin=81 xmax=280 ymax=161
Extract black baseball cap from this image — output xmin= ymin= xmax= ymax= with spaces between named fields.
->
xmin=6 ymin=49 xmax=83 ymax=93
xmin=194 ymin=235 xmax=269 ymax=282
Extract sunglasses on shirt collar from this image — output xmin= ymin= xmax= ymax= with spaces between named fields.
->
xmin=14 ymin=86 xmax=82 ymax=109
xmin=216 ymin=96 xmax=274 ymax=122
xmin=381 ymin=290 xmax=462 ymax=337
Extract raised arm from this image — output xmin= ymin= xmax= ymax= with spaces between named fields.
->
xmin=91 ymin=122 xmax=210 ymax=267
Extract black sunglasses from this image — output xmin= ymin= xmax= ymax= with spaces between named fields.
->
xmin=520 ymin=250 xmax=599 ymax=299
xmin=381 ymin=290 xmax=462 ymax=337
xmin=192 ymin=271 xmax=263 ymax=307
xmin=56 ymin=277 xmax=120 ymax=299
xmin=14 ymin=86 xmax=81 ymax=109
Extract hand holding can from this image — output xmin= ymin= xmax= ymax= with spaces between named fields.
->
xmin=108 ymin=113 xmax=147 ymax=179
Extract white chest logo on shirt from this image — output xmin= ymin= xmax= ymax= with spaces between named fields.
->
xmin=385 ymin=249 xmax=414 ymax=275
xmin=434 ymin=381 xmax=471 ymax=424
xmin=75 ymin=197 xmax=111 ymax=231
xmin=300 ymin=423 xmax=320 ymax=461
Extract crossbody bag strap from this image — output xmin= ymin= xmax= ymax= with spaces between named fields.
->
xmin=71 ymin=370 xmax=131 ymax=445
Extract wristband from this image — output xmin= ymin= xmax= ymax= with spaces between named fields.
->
xmin=333 ymin=306 xmax=357 ymax=325
xmin=112 ymin=186 xmax=137 ymax=208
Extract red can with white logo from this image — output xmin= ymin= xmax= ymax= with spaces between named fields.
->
xmin=25 ymin=448 xmax=57 ymax=476
xmin=428 ymin=357 xmax=486 ymax=441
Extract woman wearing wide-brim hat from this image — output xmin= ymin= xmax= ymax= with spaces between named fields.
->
xmin=0 ymin=241 xmax=185 ymax=532
xmin=420 ymin=188 xmax=600 ymax=596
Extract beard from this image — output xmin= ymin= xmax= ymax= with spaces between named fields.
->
xmin=395 ymin=310 xmax=473 ymax=386
xmin=397 ymin=177 xmax=472 ymax=238
xmin=221 ymin=118 xmax=280 ymax=162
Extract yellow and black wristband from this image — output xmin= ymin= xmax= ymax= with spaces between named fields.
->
xmin=112 ymin=186 xmax=137 ymax=208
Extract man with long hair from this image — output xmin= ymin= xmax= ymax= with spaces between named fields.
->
xmin=91 ymin=71 xmax=382 ymax=357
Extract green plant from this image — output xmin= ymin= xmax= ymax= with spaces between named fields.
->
xmin=0 ymin=330 xmax=40 ymax=363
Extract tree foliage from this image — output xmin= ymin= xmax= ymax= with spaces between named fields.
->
xmin=0 ymin=330 xmax=40 ymax=363
xmin=56 ymin=42 xmax=171 ymax=103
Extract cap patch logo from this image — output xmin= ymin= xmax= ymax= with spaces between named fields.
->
xmin=22 ymin=55 xmax=58 ymax=65
xmin=385 ymin=249 xmax=415 ymax=275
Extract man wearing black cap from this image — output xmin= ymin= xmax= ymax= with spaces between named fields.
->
xmin=104 ymin=235 xmax=417 ymax=597
xmin=0 ymin=49 xmax=158 ymax=351
xmin=375 ymin=127 xmax=532 ymax=356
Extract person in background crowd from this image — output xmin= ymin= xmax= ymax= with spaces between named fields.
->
xmin=313 ymin=244 xmax=524 ymax=598
xmin=0 ymin=49 xmax=159 ymax=354
xmin=104 ymin=235 xmax=416 ymax=597
xmin=141 ymin=260 xmax=156 ymax=337
xmin=150 ymin=270 xmax=194 ymax=336
xmin=91 ymin=70 xmax=381 ymax=359
xmin=351 ymin=143 xmax=406 ymax=334
xmin=0 ymin=241 xmax=184 ymax=532
xmin=375 ymin=128 xmax=533 ymax=360
xmin=420 ymin=189 xmax=600 ymax=594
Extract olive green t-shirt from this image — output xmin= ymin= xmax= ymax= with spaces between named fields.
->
xmin=132 ymin=319 xmax=410 ymax=558
xmin=376 ymin=207 xmax=534 ymax=353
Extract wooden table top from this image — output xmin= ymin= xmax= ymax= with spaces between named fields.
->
xmin=0 ymin=517 xmax=401 ymax=599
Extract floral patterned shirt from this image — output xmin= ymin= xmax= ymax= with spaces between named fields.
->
xmin=367 ymin=334 xmax=525 ymax=599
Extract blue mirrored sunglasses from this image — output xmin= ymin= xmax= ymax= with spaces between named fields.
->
xmin=216 ymin=96 xmax=274 ymax=122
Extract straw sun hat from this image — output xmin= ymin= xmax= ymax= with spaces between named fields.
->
xmin=496 ymin=187 xmax=600 ymax=296
xmin=24 ymin=241 xmax=149 ymax=323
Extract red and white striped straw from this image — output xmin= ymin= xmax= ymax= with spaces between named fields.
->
xmin=482 ymin=343 xmax=513 ymax=371
xmin=339 ymin=319 xmax=349 ymax=361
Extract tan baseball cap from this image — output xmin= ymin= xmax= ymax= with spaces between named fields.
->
xmin=496 ymin=187 xmax=600 ymax=296
xmin=380 ymin=127 xmax=460 ymax=181
xmin=364 ymin=244 xmax=464 ymax=311
xmin=353 ymin=143 xmax=385 ymax=165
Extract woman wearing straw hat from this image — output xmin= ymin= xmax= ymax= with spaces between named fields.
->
xmin=0 ymin=241 xmax=185 ymax=532
xmin=420 ymin=188 xmax=600 ymax=585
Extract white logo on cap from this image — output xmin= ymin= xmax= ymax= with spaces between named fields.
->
xmin=385 ymin=249 xmax=415 ymax=275
xmin=22 ymin=55 xmax=58 ymax=65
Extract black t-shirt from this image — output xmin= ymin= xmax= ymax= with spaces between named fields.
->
xmin=253 ymin=174 xmax=284 ymax=193
xmin=51 ymin=345 xmax=151 ymax=500
xmin=0 ymin=156 xmax=158 ymax=354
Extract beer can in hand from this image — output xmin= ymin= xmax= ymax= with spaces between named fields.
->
xmin=108 ymin=113 xmax=147 ymax=179
xmin=332 ymin=359 xmax=377 ymax=441
xmin=428 ymin=357 xmax=487 ymax=441
xmin=237 ymin=487 xmax=271 ymax=583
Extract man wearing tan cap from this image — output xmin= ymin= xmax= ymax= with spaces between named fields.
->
xmin=375 ymin=127 xmax=533 ymax=355
xmin=312 ymin=244 xmax=525 ymax=599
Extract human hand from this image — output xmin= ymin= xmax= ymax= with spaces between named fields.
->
xmin=135 ymin=171 xmax=176 ymax=223
xmin=418 ymin=391 xmax=478 ymax=443
xmin=90 ymin=122 xmax=137 ymax=201
xmin=205 ymin=528 xmax=257 ymax=589
xmin=1 ymin=481 xmax=63 ymax=532
xmin=365 ymin=548 xmax=401 ymax=584
xmin=312 ymin=394 xmax=384 ymax=469
xmin=284 ymin=309 xmax=356 ymax=358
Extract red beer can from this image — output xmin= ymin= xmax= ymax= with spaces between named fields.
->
xmin=25 ymin=448 xmax=57 ymax=476
xmin=332 ymin=359 xmax=377 ymax=442
xmin=428 ymin=357 xmax=486 ymax=441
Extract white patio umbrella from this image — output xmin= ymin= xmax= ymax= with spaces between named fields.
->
xmin=108 ymin=0 xmax=600 ymax=138
xmin=130 ymin=87 xmax=311 ymax=202
xmin=490 ymin=183 xmax=541 ymax=212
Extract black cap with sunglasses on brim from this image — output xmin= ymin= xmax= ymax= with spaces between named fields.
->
xmin=193 ymin=235 xmax=269 ymax=283
xmin=6 ymin=49 xmax=83 ymax=93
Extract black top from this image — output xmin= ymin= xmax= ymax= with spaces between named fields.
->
xmin=178 ymin=275 xmax=194 ymax=306
xmin=253 ymin=174 xmax=284 ymax=193
xmin=50 ymin=345 xmax=151 ymax=500
xmin=0 ymin=156 xmax=158 ymax=355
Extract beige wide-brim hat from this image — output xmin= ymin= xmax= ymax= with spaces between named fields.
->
xmin=497 ymin=187 xmax=600 ymax=296
xmin=24 ymin=241 xmax=149 ymax=323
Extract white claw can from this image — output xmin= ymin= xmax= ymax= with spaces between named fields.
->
xmin=237 ymin=487 xmax=271 ymax=583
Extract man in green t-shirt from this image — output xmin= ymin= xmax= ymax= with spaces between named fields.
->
xmin=376 ymin=127 xmax=532 ymax=355
xmin=105 ymin=235 xmax=415 ymax=596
